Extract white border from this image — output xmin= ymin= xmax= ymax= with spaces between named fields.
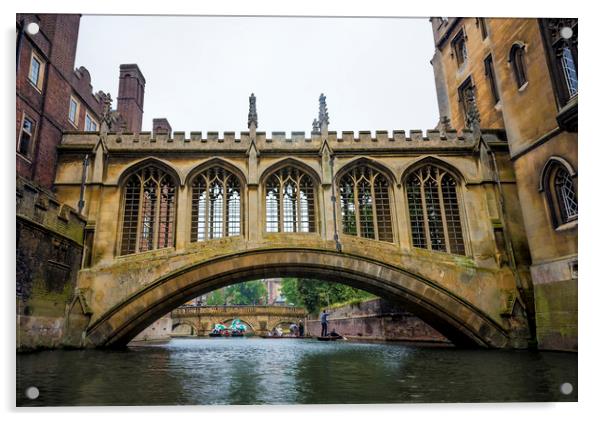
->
xmin=3 ymin=1 xmax=598 ymax=420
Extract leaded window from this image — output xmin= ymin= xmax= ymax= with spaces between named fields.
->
xmin=509 ymin=43 xmax=528 ymax=89
xmin=406 ymin=165 xmax=465 ymax=255
xmin=540 ymin=19 xmax=577 ymax=107
xmin=555 ymin=167 xmax=578 ymax=222
xmin=451 ymin=29 xmax=468 ymax=68
xmin=265 ymin=166 xmax=315 ymax=233
xmin=560 ymin=47 xmax=578 ymax=98
xmin=120 ymin=166 xmax=176 ymax=255
xmin=18 ymin=116 xmax=34 ymax=156
xmin=191 ymin=167 xmax=242 ymax=241
xmin=484 ymin=54 xmax=500 ymax=104
xmin=545 ymin=162 xmax=577 ymax=226
xmin=339 ymin=165 xmax=393 ymax=242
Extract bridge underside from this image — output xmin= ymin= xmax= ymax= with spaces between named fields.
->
xmin=84 ymin=249 xmax=516 ymax=349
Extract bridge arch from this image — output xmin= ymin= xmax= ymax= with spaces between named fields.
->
xmin=171 ymin=321 xmax=197 ymax=336
xmin=267 ymin=319 xmax=302 ymax=333
xmin=221 ymin=318 xmax=256 ymax=332
xmin=84 ymin=248 xmax=511 ymax=349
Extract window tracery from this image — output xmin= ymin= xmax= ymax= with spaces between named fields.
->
xmin=339 ymin=165 xmax=393 ymax=242
xmin=120 ymin=166 xmax=176 ymax=255
xmin=265 ymin=166 xmax=316 ymax=233
xmin=405 ymin=165 xmax=465 ymax=255
xmin=191 ymin=167 xmax=242 ymax=241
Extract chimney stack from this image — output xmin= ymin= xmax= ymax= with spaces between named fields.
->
xmin=117 ymin=64 xmax=145 ymax=133
xmin=152 ymin=118 xmax=172 ymax=138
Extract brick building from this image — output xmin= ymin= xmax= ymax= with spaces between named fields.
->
xmin=430 ymin=18 xmax=578 ymax=350
xmin=16 ymin=14 xmax=146 ymax=349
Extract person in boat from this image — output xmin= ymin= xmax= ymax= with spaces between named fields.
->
xmin=289 ymin=323 xmax=298 ymax=337
xmin=320 ymin=310 xmax=330 ymax=337
xmin=298 ymin=320 xmax=305 ymax=337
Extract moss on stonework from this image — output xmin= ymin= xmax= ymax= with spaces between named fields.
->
xmin=453 ymin=254 xmax=478 ymax=269
xmin=534 ymin=279 xmax=578 ymax=350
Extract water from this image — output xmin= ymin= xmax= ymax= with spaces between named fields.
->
xmin=16 ymin=338 xmax=577 ymax=406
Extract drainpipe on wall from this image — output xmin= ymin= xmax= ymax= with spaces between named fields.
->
xmin=483 ymin=140 xmax=536 ymax=341
xmin=77 ymin=154 xmax=90 ymax=214
xmin=16 ymin=19 xmax=25 ymax=73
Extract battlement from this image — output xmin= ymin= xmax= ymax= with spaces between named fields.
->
xmin=16 ymin=176 xmax=86 ymax=245
xmin=61 ymin=128 xmax=505 ymax=153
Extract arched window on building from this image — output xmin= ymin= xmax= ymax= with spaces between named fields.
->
xmin=338 ymin=165 xmax=393 ymax=242
xmin=120 ymin=166 xmax=176 ymax=255
xmin=540 ymin=19 xmax=578 ymax=108
xmin=264 ymin=166 xmax=316 ymax=233
xmin=509 ymin=43 xmax=528 ymax=89
xmin=543 ymin=160 xmax=578 ymax=227
xmin=405 ymin=165 xmax=465 ymax=255
xmin=190 ymin=167 xmax=242 ymax=241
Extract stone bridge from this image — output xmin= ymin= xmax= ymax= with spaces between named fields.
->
xmin=52 ymin=113 xmax=534 ymax=349
xmin=171 ymin=305 xmax=307 ymax=336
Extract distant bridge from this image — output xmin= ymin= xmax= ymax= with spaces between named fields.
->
xmin=171 ymin=305 xmax=307 ymax=336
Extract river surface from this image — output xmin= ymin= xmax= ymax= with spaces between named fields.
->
xmin=16 ymin=337 xmax=577 ymax=406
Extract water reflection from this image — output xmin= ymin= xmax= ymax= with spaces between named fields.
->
xmin=16 ymin=338 xmax=577 ymax=406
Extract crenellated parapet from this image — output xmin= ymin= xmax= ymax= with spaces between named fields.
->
xmin=60 ymin=128 xmax=506 ymax=154
xmin=16 ymin=175 xmax=86 ymax=245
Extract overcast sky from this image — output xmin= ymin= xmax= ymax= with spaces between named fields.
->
xmin=74 ymin=15 xmax=439 ymax=134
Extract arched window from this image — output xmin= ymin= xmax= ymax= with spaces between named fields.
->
xmin=405 ymin=165 xmax=465 ymax=255
xmin=560 ymin=46 xmax=578 ymax=98
xmin=544 ymin=161 xmax=578 ymax=226
xmin=190 ymin=167 xmax=242 ymax=241
xmin=120 ymin=166 xmax=176 ymax=255
xmin=338 ymin=165 xmax=393 ymax=242
xmin=265 ymin=166 xmax=316 ymax=233
xmin=541 ymin=19 xmax=577 ymax=107
xmin=509 ymin=43 xmax=528 ymax=89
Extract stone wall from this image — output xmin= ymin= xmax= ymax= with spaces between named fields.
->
xmin=130 ymin=315 xmax=172 ymax=343
xmin=16 ymin=176 xmax=87 ymax=351
xmin=306 ymin=298 xmax=449 ymax=343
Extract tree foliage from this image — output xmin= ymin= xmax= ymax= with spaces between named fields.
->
xmin=280 ymin=278 xmax=374 ymax=314
xmin=205 ymin=280 xmax=268 ymax=305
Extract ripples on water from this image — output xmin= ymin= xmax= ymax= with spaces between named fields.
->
xmin=16 ymin=338 xmax=577 ymax=406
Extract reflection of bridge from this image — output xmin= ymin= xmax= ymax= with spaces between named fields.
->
xmin=53 ymin=97 xmax=535 ymax=349
xmin=171 ymin=305 xmax=307 ymax=336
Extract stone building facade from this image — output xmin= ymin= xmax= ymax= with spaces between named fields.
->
xmin=430 ymin=18 xmax=577 ymax=351
xmin=16 ymin=14 xmax=145 ymax=350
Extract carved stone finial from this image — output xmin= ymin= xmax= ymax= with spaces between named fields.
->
xmin=440 ymin=115 xmax=451 ymax=130
xmin=318 ymin=93 xmax=329 ymax=130
xmin=438 ymin=115 xmax=452 ymax=138
xmin=98 ymin=91 xmax=113 ymax=134
xmin=248 ymin=93 xmax=258 ymax=129
xmin=312 ymin=118 xmax=319 ymax=132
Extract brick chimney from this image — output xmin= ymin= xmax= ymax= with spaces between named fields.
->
xmin=153 ymin=118 xmax=172 ymax=137
xmin=117 ymin=64 xmax=145 ymax=133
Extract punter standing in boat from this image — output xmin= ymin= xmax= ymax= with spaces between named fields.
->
xmin=320 ymin=310 xmax=330 ymax=337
